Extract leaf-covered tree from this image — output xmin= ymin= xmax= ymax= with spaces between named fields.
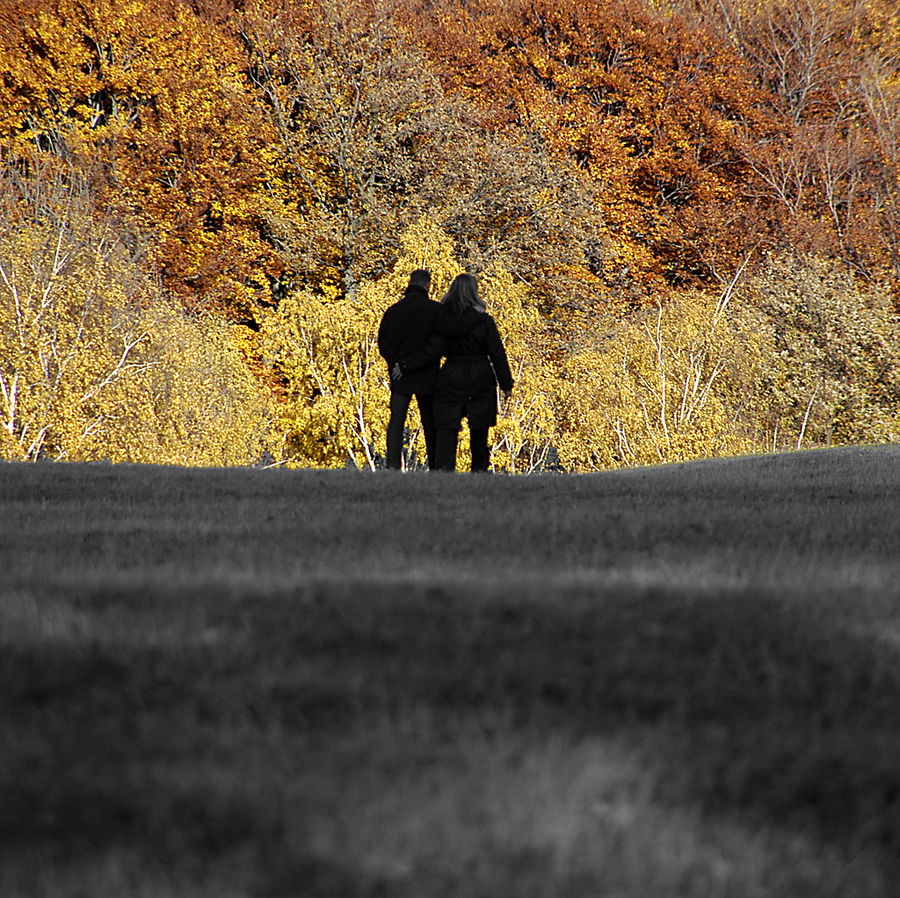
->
xmin=239 ymin=0 xmax=599 ymax=312
xmin=0 ymin=0 xmax=280 ymax=316
xmin=674 ymin=0 xmax=900 ymax=289
xmin=557 ymin=277 xmax=771 ymax=470
xmin=0 ymin=154 xmax=274 ymax=464
xmin=405 ymin=0 xmax=782 ymax=293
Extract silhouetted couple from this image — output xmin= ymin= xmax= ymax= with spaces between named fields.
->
xmin=377 ymin=269 xmax=513 ymax=472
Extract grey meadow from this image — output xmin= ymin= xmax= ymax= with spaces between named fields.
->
xmin=2 ymin=445 xmax=899 ymax=896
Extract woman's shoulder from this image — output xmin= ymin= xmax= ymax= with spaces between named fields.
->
xmin=436 ymin=307 xmax=487 ymax=336
xmin=472 ymin=311 xmax=499 ymax=334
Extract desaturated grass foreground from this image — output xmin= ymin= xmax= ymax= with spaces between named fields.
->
xmin=2 ymin=446 xmax=900 ymax=898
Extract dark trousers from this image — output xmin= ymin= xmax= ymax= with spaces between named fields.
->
xmin=435 ymin=426 xmax=490 ymax=472
xmin=386 ymin=391 xmax=436 ymax=469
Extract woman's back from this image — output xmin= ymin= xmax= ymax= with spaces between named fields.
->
xmin=441 ymin=311 xmax=512 ymax=388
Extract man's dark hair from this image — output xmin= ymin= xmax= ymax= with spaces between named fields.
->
xmin=409 ymin=268 xmax=431 ymax=289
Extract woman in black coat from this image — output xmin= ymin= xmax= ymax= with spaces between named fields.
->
xmin=398 ymin=273 xmax=513 ymax=472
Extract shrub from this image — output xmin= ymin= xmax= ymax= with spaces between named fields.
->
xmin=0 ymin=157 xmax=274 ymax=465
xmin=557 ymin=284 xmax=770 ymax=470
xmin=744 ymin=253 xmax=900 ymax=449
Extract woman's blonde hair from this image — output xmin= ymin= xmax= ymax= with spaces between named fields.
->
xmin=441 ymin=273 xmax=485 ymax=316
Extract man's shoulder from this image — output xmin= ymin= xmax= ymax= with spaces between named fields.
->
xmin=380 ymin=299 xmax=405 ymax=322
xmin=399 ymin=295 xmax=441 ymax=316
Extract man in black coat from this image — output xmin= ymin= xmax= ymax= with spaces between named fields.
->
xmin=377 ymin=269 xmax=441 ymax=469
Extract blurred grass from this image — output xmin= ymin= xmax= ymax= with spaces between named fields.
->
xmin=1 ymin=445 xmax=899 ymax=896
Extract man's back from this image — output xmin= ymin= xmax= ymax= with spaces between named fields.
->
xmin=378 ymin=283 xmax=442 ymax=395
xmin=379 ymin=268 xmax=441 ymax=469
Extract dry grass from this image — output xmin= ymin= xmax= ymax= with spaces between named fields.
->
xmin=2 ymin=445 xmax=899 ymax=896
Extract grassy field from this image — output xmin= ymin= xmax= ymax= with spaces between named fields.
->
xmin=2 ymin=445 xmax=899 ymax=897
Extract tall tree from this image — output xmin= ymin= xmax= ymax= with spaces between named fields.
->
xmin=239 ymin=0 xmax=598 ymax=311
xmin=0 ymin=0 xmax=280 ymax=316
xmin=673 ymin=0 xmax=900 ymax=289
xmin=405 ymin=0 xmax=783 ymax=293
xmin=0 ymin=154 xmax=274 ymax=464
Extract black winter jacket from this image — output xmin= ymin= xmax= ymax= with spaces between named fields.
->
xmin=377 ymin=285 xmax=442 ymax=394
xmin=400 ymin=307 xmax=514 ymax=429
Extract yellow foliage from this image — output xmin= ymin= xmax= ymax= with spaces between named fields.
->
xmin=482 ymin=268 xmax=560 ymax=472
xmin=261 ymin=218 xmax=459 ymax=468
xmin=3 ymin=1 xmax=895 ymax=474
xmin=557 ymin=287 xmax=770 ymax=471
xmin=0 ymin=0 xmax=279 ymax=312
xmin=742 ymin=253 xmax=900 ymax=449
xmin=557 ymin=252 xmax=900 ymax=472
xmin=263 ymin=288 xmax=388 ymax=469
xmin=261 ymin=217 xmax=561 ymax=470
xmin=0 ymin=161 xmax=274 ymax=465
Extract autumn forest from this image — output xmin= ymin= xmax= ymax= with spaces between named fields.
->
xmin=2 ymin=0 xmax=899 ymax=470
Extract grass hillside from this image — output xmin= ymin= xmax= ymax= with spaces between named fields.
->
xmin=2 ymin=446 xmax=899 ymax=897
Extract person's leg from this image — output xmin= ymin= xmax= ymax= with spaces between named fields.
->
xmin=415 ymin=392 xmax=436 ymax=469
xmin=386 ymin=392 xmax=412 ymax=469
xmin=469 ymin=427 xmax=490 ymax=472
xmin=435 ymin=427 xmax=459 ymax=471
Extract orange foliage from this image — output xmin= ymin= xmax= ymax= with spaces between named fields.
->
xmin=1 ymin=0 xmax=897 ymax=467
xmin=674 ymin=0 xmax=900 ymax=290
xmin=0 ymin=0 xmax=281 ymax=316
xmin=403 ymin=0 xmax=783 ymax=292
